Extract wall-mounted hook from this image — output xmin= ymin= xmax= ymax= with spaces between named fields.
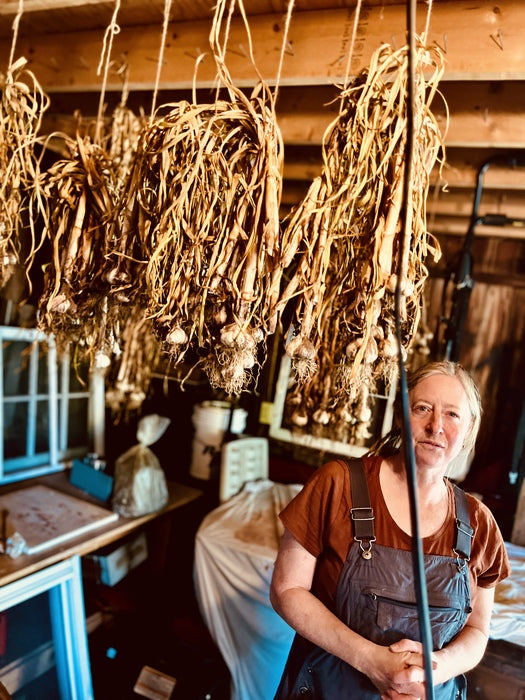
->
xmin=275 ymin=40 xmax=294 ymax=56
xmin=47 ymin=56 xmax=61 ymax=72
xmin=434 ymin=32 xmax=448 ymax=54
xmin=228 ymin=42 xmax=248 ymax=58
xmin=184 ymin=48 xmax=204 ymax=61
xmin=490 ymin=28 xmax=504 ymax=50
xmin=76 ymin=56 xmax=90 ymax=70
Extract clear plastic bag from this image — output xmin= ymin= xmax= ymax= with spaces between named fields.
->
xmin=112 ymin=414 xmax=170 ymax=517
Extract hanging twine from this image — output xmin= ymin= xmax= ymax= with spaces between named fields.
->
xmin=423 ymin=0 xmax=434 ymax=44
xmin=342 ymin=0 xmax=363 ymax=90
xmin=8 ymin=0 xmax=24 ymax=69
xmin=219 ymin=0 xmax=236 ymax=65
xmin=95 ymin=0 xmax=121 ymax=144
xmin=211 ymin=0 xmax=237 ymax=101
xmin=273 ymin=0 xmax=295 ymax=103
xmin=211 ymin=0 xmax=258 ymax=102
xmin=150 ymin=0 xmax=173 ymax=119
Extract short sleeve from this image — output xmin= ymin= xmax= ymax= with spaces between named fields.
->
xmin=279 ymin=460 xmax=350 ymax=558
xmin=468 ymin=493 xmax=511 ymax=588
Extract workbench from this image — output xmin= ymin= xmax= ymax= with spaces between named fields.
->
xmin=0 ymin=471 xmax=201 ymax=586
xmin=0 ymin=471 xmax=202 ymax=699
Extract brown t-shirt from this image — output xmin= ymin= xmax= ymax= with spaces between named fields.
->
xmin=280 ymin=456 xmax=511 ymax=611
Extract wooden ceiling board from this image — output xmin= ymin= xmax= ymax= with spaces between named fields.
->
xmin=3 ymin=2 xmax=524 ymax=95
xmin=0 ymin=0 xmax=403 ymax=38
xmin=1 ymin=0 xmax=523 ymax=242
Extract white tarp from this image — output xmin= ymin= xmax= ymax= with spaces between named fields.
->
xmin=490 ymin=541 xmax=525 ymax=648
xmin=194 ymin=480 xmax=301 ymax=700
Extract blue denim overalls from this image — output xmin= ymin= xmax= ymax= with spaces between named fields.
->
xmin=274 ymin=459 xmax=473 ymax=699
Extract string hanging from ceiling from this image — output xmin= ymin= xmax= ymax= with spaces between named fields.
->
xmin=95 ymin=0 xmax=121 ymax=144
xmin=342 ymin=0 xmax=362 ymax=90
xmin=150 ymin=0 xmax=173 ymax=119
xmin=273 ymin=0 xmax=295 ymax=104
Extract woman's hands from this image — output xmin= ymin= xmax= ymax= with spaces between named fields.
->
xmin=364 ymin=638 xmax=435 ymax=700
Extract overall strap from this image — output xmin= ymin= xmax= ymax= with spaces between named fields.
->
xmin=344 ymin=458 xmax=375 ymax=559
xmin=451 ymin=483 xmax=474 ymax=565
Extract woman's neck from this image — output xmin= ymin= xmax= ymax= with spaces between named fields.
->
xmin=387 ymin=453 xmax=448 ymax=495
xmin=380 ymin=455 xmax=450 ymax=536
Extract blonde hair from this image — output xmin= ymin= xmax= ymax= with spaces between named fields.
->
xmin=369 ymin=360 xmax=482 ymax=457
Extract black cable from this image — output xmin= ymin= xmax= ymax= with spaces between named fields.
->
xmin=394 ymin=2 xmax=435 ymax=699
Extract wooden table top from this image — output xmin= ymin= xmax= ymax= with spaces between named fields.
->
xmin=0 ymin=471 xmax=202 ymax=587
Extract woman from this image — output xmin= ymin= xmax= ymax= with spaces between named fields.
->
xmin=270 ymin=361 xmax=510 ymax=699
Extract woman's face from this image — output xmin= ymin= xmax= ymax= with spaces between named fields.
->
xmin=409 ymin=373 xmax=472 ymax=472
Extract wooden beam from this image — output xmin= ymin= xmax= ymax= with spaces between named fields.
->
xmin=2 ymin=2 xmax=525 ymax=93
xmin=428 ymin=190 xmax=525 ymax=220
xmin=276 ymin=82 xmax=525 ymax=147
xmin=283 ymin=147 xmax=525 ymax=189
xmin=1 ymin=0 xmax=108 ymax=11
xmin=437 ymin=82 xmax=525 ymax=149
xmin=430 ymin=216 xmax=525 ymax=239
xmin=39 ymin=79 xmax=525 ymax=152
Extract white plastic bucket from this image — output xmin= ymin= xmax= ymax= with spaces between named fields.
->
xmin=190 ymin=401 xmax=248 ymax=480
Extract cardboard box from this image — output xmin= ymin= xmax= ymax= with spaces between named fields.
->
xmin=134 ymin=665 xmax=176 ymax=700
xmin=87 ymin=531 xmax=148 ymax=587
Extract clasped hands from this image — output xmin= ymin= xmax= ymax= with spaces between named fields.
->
xmin=376 ymin=638 xmax=437 ymax=700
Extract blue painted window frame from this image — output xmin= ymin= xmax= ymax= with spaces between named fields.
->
xmin=0 ymin=556 xmax=94 ymax=699
xmin=0 ymin=326 xmax=92 ymax=484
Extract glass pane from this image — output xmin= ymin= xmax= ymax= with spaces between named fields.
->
xmin=36 ymin=400 xmax=50 ymax=453
xmin=2 ymin=341 xmax=30 ymax=396
xmin=1 ymin=327 xmax=97 ymax=483
xmin=3 ymin=403 xmax=28 ymax=458
xmin=0 ymin=593 xmax=61 ymax=700
xmin=36 ymin=341 xmax=50 ymax=395
xmin=12 ymin=667 xmax=60 ymax=700
xmin=67 ymin=397 xmax=89 ymax=448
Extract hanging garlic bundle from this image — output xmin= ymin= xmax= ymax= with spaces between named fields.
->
xmin=34 ymin=133 xmax=121 ymax=358
xmin=102 ymin=87 xmax=153 ymax=417
xmin=105 ymin=304 xmax=161 ymax=421
xmin=1 ymin=0 xmax=49 ymax=291
xmin=283 ymin=36 xmax=446 ymax=439
xmin=0 ymin=51 xmax=49 ymax=289
xmin=136 ymin=0 xmax=287 ymax=395
xmin=35 ymin=4 xmax=145 ymax=367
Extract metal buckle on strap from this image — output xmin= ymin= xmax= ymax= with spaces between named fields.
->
xmin=351 ymin=507 xmax=375 ymax=559
xmin=351 ymin=507 xmax=374 ymax=521
xmin=456 ymin=519 xmax=474 ymax=539
xmin=356 ymin=537 xmax=376 ymax=559
xmin=453 ymin=550 xmax=470 ymax=572
xmin=454 ymin=517 xmax=474 ymax=570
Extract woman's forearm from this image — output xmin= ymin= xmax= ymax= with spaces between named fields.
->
xmin=271 ymin=585 xmax=375 ymax=672
xmin=271 ymin=585 xmax=426 ymax=698
xmin=432 ymin=584 xmax=494 ymax=684
xmin=432 ymin=624 xmax=488 ymax=684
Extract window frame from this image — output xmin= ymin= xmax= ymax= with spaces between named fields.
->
xmin=0 ymin=326 xmax=99 ymax=485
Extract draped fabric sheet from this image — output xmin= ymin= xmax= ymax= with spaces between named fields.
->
xmin=490 ymin=541 xmax=525 ymax=648
xmin=194 ymin=480 xmax=301 ymax=700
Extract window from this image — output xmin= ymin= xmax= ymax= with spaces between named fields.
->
xmin=0 ymin=326 xmax=101 ymax=484
xmin=0 ymin=555 xmax=94 ymax=699
xmin=269 ymin=353 xmax=396 ymax=457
